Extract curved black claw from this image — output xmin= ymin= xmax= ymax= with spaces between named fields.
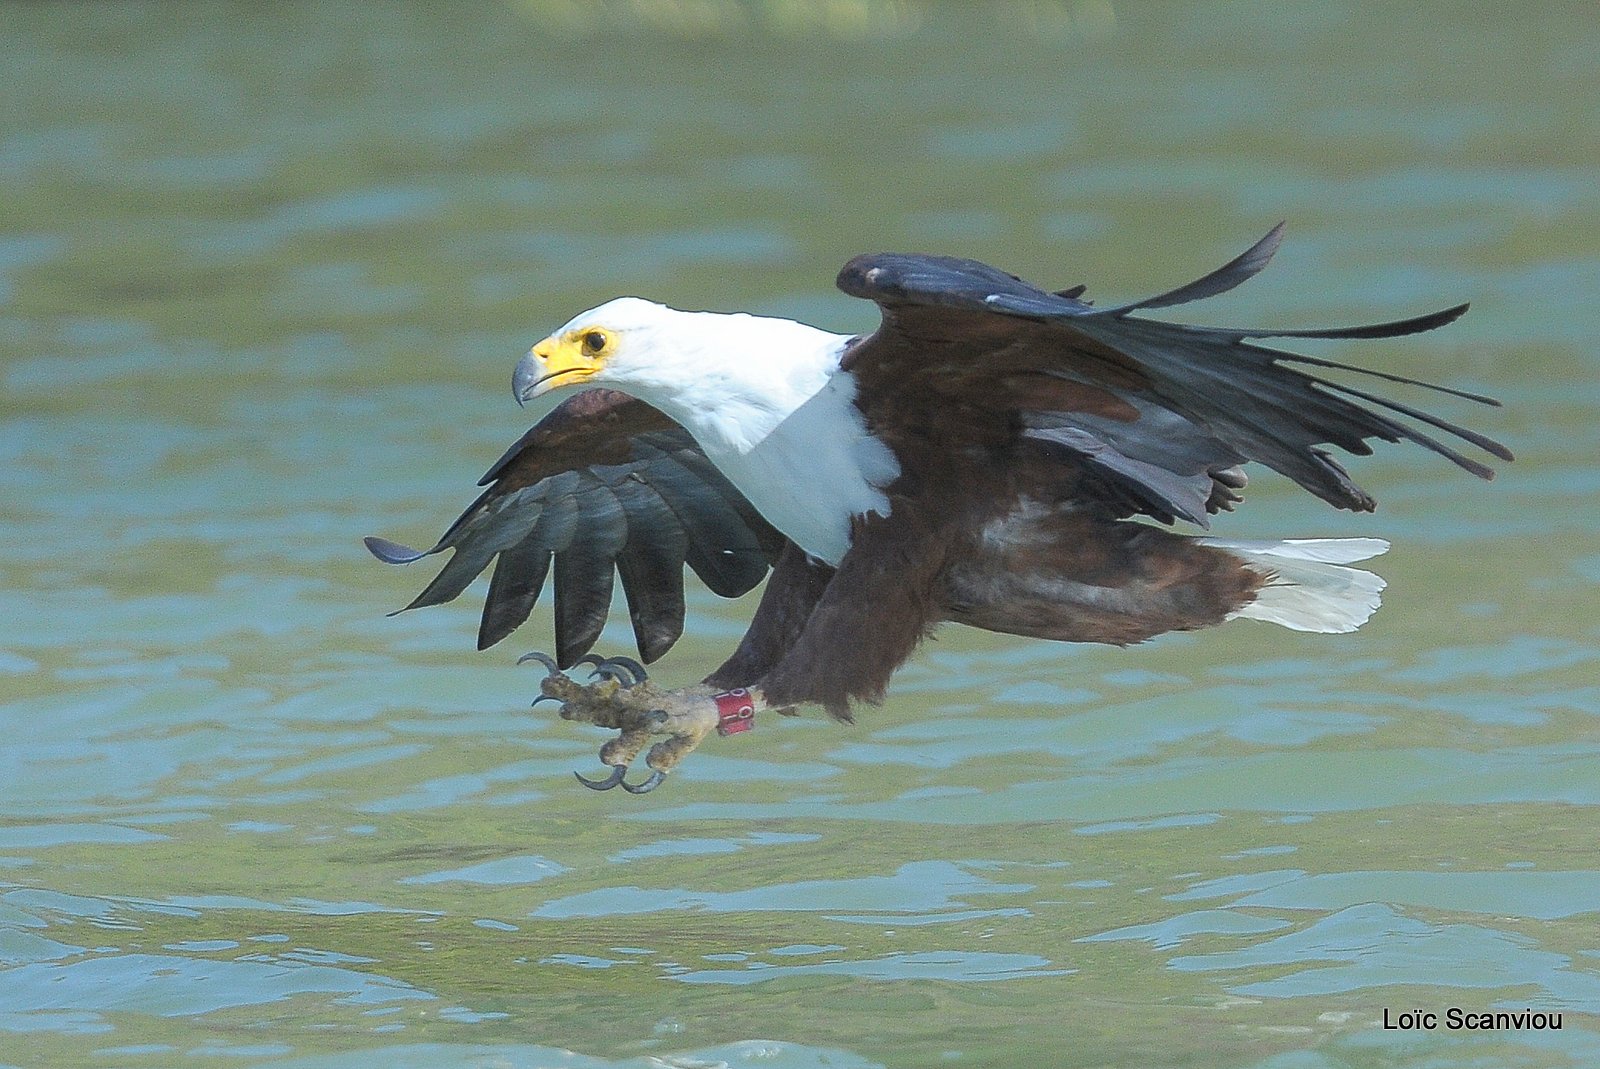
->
xmin=517 ymin=651 xmax=561 ymax=674
xmin=574 ymin=653 xmax=647 ymax=686
xmin=530 ymin=694 xmax=562 ymax=709
xmin=606 ymin=655 xmax=648 ymax=684
xmin=574 ymin=766 xmax=628 ymax=791
xmin=620 ymin=770 xmax=666 ymax=794
xmin=572 ymin=653 xmax=620 ymax=683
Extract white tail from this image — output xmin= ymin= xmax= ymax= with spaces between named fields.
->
xmin=1199 ymin=537 xmax=1391 ymax=634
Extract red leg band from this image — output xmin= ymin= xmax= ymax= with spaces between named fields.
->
xmin=714 ymin=688 xmax=756 ymax=735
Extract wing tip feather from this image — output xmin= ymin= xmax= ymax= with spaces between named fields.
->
xmin=1103 ymin=221 xmax=1288 ymax=317
xmin=364 ymin=535 xmax=429 ymax=565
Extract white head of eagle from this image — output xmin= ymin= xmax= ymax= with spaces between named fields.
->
xmin=513 ymin=295 xmax=901 ymax=565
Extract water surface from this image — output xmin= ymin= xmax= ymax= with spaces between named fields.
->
xmin=2 ymin=2 xmax=1598 ymax=1066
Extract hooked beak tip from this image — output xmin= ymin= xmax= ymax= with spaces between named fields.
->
xmin=512 ymin=351 xmax=541 ymax=408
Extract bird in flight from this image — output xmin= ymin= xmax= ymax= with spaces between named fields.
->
xmin=366 ymin=224 xmax=1510 ymax=793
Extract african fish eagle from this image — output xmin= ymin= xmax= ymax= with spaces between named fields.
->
xmin=366 ymin=225 xmax=1510 ymax=793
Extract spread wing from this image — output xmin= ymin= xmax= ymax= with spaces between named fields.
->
xmin=365 ymin=389 xmax=783 ymax=667
xmin=837 ymin=224 xmax=1512 ymax=526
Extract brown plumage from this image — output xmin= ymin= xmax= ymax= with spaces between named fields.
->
xmin=367 ymin=226 xmax=1510 ymax=729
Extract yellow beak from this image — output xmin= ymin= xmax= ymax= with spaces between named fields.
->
xmin=512 ymin=337 xmax=600 ymax=406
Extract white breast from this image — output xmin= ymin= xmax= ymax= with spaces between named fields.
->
xmin=614 ymin=311 xmax=900 ymax=566
xmin=709 ymin=369 xmax=900 ymax=565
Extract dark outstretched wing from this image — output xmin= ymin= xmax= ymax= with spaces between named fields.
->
xmin=365 ymin=388 xmax=783 ymax=667
xmin=836 ymin=226 xmax=1511 ymax=525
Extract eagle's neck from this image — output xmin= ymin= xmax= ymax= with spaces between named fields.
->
xmin=624 ymin=311 xmax=900 ymax=565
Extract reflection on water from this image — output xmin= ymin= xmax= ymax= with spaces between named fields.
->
xmin=2 ymin=1 xmax=1598 ymax=1066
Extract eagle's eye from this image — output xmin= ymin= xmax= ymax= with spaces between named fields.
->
xmin=582 ymin=330 xmax=608 ymax=355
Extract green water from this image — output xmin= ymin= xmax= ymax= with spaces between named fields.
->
xmin=2 ymin=2 xmax=1598 ymax=1066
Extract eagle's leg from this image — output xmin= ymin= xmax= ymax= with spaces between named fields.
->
xmin=519 ymin=652 xmax=740 ymax=793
